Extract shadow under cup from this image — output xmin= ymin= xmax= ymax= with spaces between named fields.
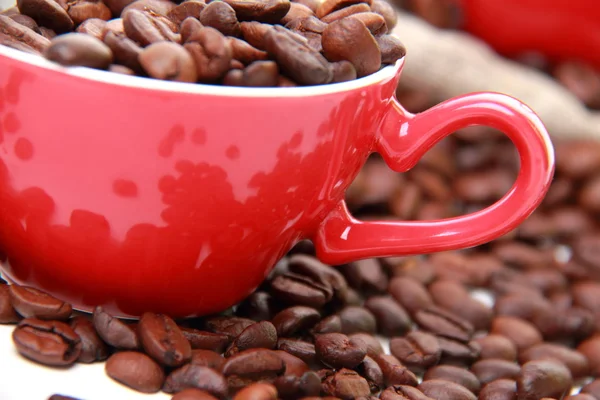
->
xmin=0 ymin=44 xmax=406 ymax=318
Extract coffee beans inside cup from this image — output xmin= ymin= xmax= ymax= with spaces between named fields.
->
xmin=0 ymin=0 xmax=406 ymax=87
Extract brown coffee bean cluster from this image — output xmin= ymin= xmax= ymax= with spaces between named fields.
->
xmin=0 ymin=0 xmax=405 ymax=87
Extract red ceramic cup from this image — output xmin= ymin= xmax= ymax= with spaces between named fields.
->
xmin=0 ymin=44 xmax=554 ymax=318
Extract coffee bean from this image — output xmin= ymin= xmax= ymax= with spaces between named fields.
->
xmin=236 ymin=292 xmax=275 ymax=321
xmin=222 ymin=349 xmax=286 ymax=380
xmin=69 ymin=316 xmax=108 ymax=363
xmin=17 ymin=0 xmax=74 ymax=32
xmin=239 ymin=20 xmax=270 ymax=49
xmin=490 ymin=316 xmax=543 ymax=352
xmin=376 ymin=34 xmax=406 ymax=64
xmin=315 ymin=332 xmax=367 ymax=369
xmin=205 ymin=316 xmax=255 ymax=340
xmin=271 ymin=306 xmax=320 ymax=337
xmin=471 ymin=359 xmax=521 ymax=385
xmin=422 ymin=365 xmax=480 ymax=395
xmin=221 ymin=0 xmax=290 ymax=23
xmin=45 ymin=32 xmax=113 ymax=68
xmin=577 ymin=335 xmax=600 ymax=377
xmin=171 ymin=389 xmax=220 ymax=400
xmin=472 ymin=334 xmax=517 ymax=361
xmin=280 ymin=2 xmax=313 ymax=24
xmin=418 ymin=379 xmax=476 ymax=400
xmin=263 ymin=26 xmax=333 ymax=85
xmin=320 ymin=3 xmax=370 ymax=23
xmin=356 ymin=355 xmax=384 ymax=392
xmin=0 ymin=14 xmax=50 ymax=53
xmin=414 ymin=306 xmax=474 ymax=342
xmin=519 ymin=343 xmax=589 ymax=379
xmin=348 ymin=12 xmax=387 ymax=35
xmin=273 ymin=371 xmax=321 ymax=398
xmin=581 ymin=379 xmax=600 ymax=398
xmin=57 ymin=0 xmax=110 ymax=25
xmin=288 ymin=255 xmax=348 ymax=302
xmin=436 ymin=336 xmax=480 ymax=364
xmin=270 ymin=272 xmax=334 ymax=309
xmin=348 ymin=333 xmax=384 ymax=358
xmin=121 ymin=0 xmax=176 ymax=16
xmin=376 ymin=354 xmax=419 ymax=386
xmin=572 ymin=281 xmax=600 ymax=314
xmin=371 ymin=0 xmax=396 ymax=29
xmin=11 ymin=12 xmax=40 ymax=30
xmin=232 ymin=382 xmax=278 ymax=400
xmin=565 ymin=395 xmax=597 ymax=400
xmin=380 ymin=385 xmax=435 ymax=400
xmin=477 ymin=379 xmax=517 ymax=400
xmin=313 ymin=315 xmax=343 ymax=334
xmin=191 ymin=349 xmax=225 ymax=369
xmin=103 ymin=30 xmax=142 ymax=72
xmin=277 ymin=338 xmax=316 ymax=364
xmin=76 ymin=18 xmax=106 ymax=39
xmin=47 ymin=395 xmax=81 ymax=400
xmin=0 ymin=284 xmax=20 ymax=324
xmin=228 ymin=37 xmax=268 ymax=64
xmin=315 ymin=0 xmax=366 ymax=18
xmin=163 ymin=364 xmax=229 ymax=398
xmin=341 ymin=259 xmax=389 ymax=293
xmin=322 ymin=368 xmax=371 ymax=400
xmin=138 ymin=312 xmax=191 ymax=367
xmin=167 ymin=1 xmax=206 ymax=25
xmin=226 ymin=321 xmax=277 ymax=356
xmin=200 ymin=1 xmax=240 ymax=36
xmin=337 ymin=306 xmax=377 ymax=334
xmin=322 ymin=17 xmax=380 ymax=77
xmin=139 ymin=41 xmax=197 ymax=82
xmin=516 ymin=360 xmax=573 ymax=400
xmin=12 ymin=318 xmax=82 ymax=366
xmin=331 ymin=60 xmax=357 ymax=82
xmin=493 ymin=293 xmax=553 ymax=325
xmin=428 ymin=280 xmax=492 ymax=331
xmin=9 ymin=285 xmax=72 ymax=321
xmin=122 ymin=8 xmax=179 ymax=46
xmin=274 ymin=350 xmax=309 ymax=376
xmin=388 ymin=277 xmax=434 ymax=315
xmin=105 ymin=351 xmax=164 ymax=393
xmin=389 ymin=331 xmax=441 ymax=371
xmin=556 ymin=141 xmax=600 ymax=178
xmin=181 ymin=327 xmax=230 ymax=352
xmin=93 ymin=306 xmax=139 ymax=350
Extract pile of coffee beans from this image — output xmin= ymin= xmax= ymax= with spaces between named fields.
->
xmin=3 ymin=131 xmax=600 ymax=400
xmin=0 ymin=0 xmax=405 ymax=86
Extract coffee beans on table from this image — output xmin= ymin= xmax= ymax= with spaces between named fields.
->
xmin=0 ymin=0 xmax=406 ymax=87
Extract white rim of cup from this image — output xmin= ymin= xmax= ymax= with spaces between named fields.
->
xmin=0 ymin=43 xmax=405 ymax=98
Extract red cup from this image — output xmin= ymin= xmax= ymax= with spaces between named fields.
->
xmin=0 ymin=44 xmax=554 ymax=318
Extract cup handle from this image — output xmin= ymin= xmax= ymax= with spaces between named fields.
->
xmin=313 ymin=92 xmax=555 ymax=265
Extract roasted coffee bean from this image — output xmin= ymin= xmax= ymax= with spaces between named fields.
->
xmin=10 ymin=13 xmax=39 ymax=30
xmin=577 ymin=335 xmax=600 ymax=377
xmin=1 ymin=14 xmax=51 ymax=54
xmin=0 ymin=284 xmax=20 ymax=323
xmin=386 ymin=258 xmax=436 ymax=285
xmin=168 ymin=1 xmax=206 ymax=26
xmin=273 ymin=371 xmax=321 ymax=398
xmin=232 ymin=382 xmax=278 ymax=400
xmin=69 ymin=316 xmax=108 ymax=363
xmin=331 ymin=60 xmax=357 ymax=83
xmin=9 ymin=285 xmax=72 ymax=321
xmin=414 ymin=306 xmax=474 ymax=342
xmin=288 ymin=255 xmax=348 ymax=301
xmin=275 ymin=350 xmax=309 ymax=376
xmin=199 ymin=1 xmax=240 ymax=36
xmin=105 ymin=351 xmax=164 ymax=393
xmin=348 ymin=333 xmax=384 ymax=358
xmin=380 ymin=385 xmax=435 ymax=400
xmin=191 ymin=349 xmax=225 ymax=370
xmin=270 ymin=272 xmax=334 ymax=308
xmin=477 ymin=379 xmax=517 ymax=400
xmin=490 ymin=316 xmax=543 ymax=352
xmin=337 ymin=306 xmax=377 ymax=334
xmin=356 ymin=355 xmax=384 ymax=392
xmin=280 ymin=2 xmax=313 ymax=24
xmin=519 ymin=342 xmax=589 ymax=379
xmin=122 ymin=9 xmax=179 ymax=46
xmin=516 ymin=360 xmax=573 ymax=400
xmin=138 ymin=312 xmax=191 ymax=367
xmin=376 ymin=34 xmax=406 ymax=64
xmin=493 ymin=292 xmax=554 ymax=324
xmin=228 ymin=37 xmax=267 ymax=64
xmin=12 ymin=318 xmax=82 ymax=366
xmin=388 ymin=277 xmax=434 ymax=316
xmin=45 ymin=32 xmax=113 ymax=68
xmin=428 ymin=280 xmax=492 ymax=331
xmin=341 ymin=259 xmax=388 ymax=293
xmin=313 ymin=315 xmax=343 ymax=334
xmin=263 ymin=26 xmax=333 ymax=85
xmin=239 ymin=20 xmax=270 ymax=49
xmin=322 ymin=368 xmax=371 ymax=400
xmin=76 ymin=17 xmax=106 ymax=39
xmin=436 ymin=336 xmax=480 ymax=364
xmin=17 ymin=0 xmax=74 ymax=32
xmin=103 ymin=30 xmax=142 ymax=71
xmin=139 ymin=41 xmax=197 ymax=82
xmin=204 ymin=316 xmax=255 ymax=340
xmin=222 ymin=349 xmax=286 ymax=380
xmin=315 ymin=332 xmax=367 ymax=369
xmin=555 ymin=141 xmax=600 ymax=178
xmin=181 ymin=327 xmax=230 ymax=352
xmin=472 ymin=334 xmax=517 ymax=361
xmin=376 ymin=354 xmax=419 ymax=386
xmin=56 ymin=0 xmax=111 ymax=25
xmin=315 ymin=0 xmax=366 ymax=18
xmin=418 ymin=379 xmax=476 ymax=400
xmin=236 ymin=291 xmax=275 ymax=321
xmin=371 ymin=0 xmax=396 ymax=29
xmin=226 ymin=321 xmax=277 ymax=356
xmin=389 ymin=331 xmax=441 ymax=371
xmin=92 ymin=306 xmax=139 ymax=350
xmin=121 ymin=0 xmax=176 ymax=16
xmin=322 ymin=17 xmax=380 ymax=77
xmin=422 ymin=365 xmax=480 ymax=395
xmin=320 ymin=3 xmax=370 ymax=23
xmin=171 ymin=389 xmax=220 ymax=400
xmin=471 ymin=359 xmax=521 ymax=385
xmin=163 ymin=364 xmax=229 ymax=397
xmin=277 ymin=338 xmax=316 ymax=363
xmin=221 ymin=0 xmax=290 ymax=23
xmin=271 ymin=306 xmax=320 ymax=337
xmin=347 ymin=12 xmax=387 ymax=35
